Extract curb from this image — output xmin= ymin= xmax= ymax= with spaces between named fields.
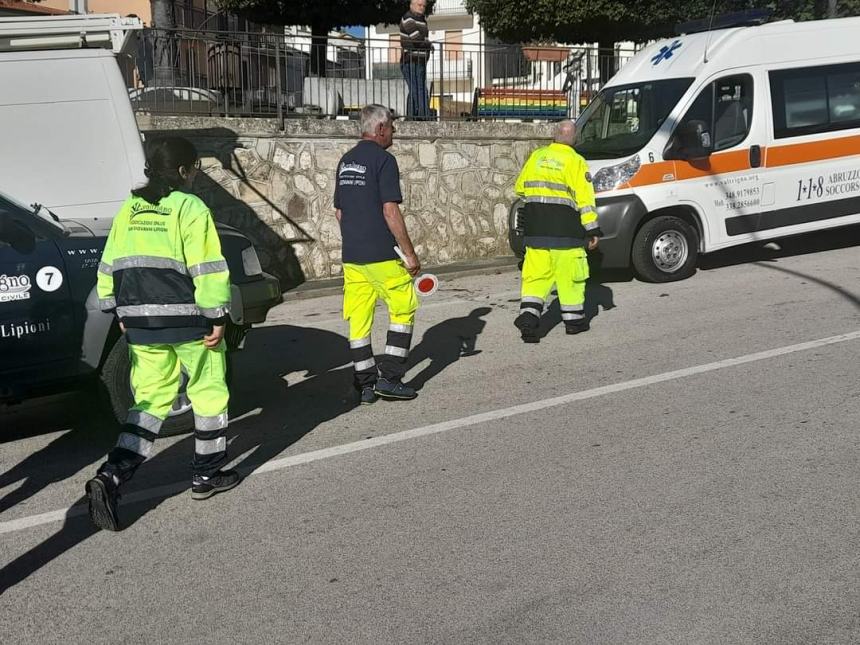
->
xmin=282 ymin=256 xmax=520 ymax=301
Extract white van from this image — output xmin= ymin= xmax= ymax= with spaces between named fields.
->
xmin=0 ymin=14 xmax=146 ymax=230
xmin=0 ymin=15 xmax=281 ymax=433
xmin=570 ymin=14 xmax=860 ymax=281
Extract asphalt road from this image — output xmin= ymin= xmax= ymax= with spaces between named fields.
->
xmin=1 ymin=231 xmax=859 ymax=644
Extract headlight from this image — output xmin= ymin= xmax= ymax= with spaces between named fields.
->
xmin=591 ymin=154 xmax=641 ymax=193
xmin=241 ymin=245 xmax=263 ymax=277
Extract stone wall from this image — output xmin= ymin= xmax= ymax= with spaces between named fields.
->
xmin=137 ymin=116 xmax=553 ymax=289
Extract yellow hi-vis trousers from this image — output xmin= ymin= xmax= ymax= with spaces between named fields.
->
xmin=520 ymin=247 xmax=589 ymax=325
xmin=101 ymin=340 xmax=230 ymax=482
xmin=343 ymin=260 xmax=419 ymax=386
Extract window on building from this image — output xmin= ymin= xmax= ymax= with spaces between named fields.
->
xmin=446 ymin=30 xmax=463 ymax=61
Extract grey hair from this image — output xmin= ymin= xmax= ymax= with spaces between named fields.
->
xmin=360 ymin=104 xmax=392 ymax=136
xmin=553 ymin=120 xmax=576 ymax=145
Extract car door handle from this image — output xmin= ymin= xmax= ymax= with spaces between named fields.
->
xmin=750 ymin=145 xmax=762 ymax=168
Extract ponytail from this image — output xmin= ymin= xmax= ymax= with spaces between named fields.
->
xmin=132 ymin=136 xmax=199 ymax=205
xmin=132 ymin=165 xmax=173 ymax=204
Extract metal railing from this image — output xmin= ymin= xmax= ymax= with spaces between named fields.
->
xmin=122 ymin=29 xmax=638 ymax=122
xmin=434 ymin=0 xmax=471 ymax=16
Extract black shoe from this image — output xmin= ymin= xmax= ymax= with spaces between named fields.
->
xmin=375 ymin=378 xmax=417 ymax=400
xmin=514 ymin=313 xmax=540 ymax=344
xmin=192 ymin=469 xmax=242 ymax=500
xmin=86 ymin=474 xmax=120 ymax=532
xmin=565 ymin=321 xmax=590 ymax=335
xmin=360 ymin=386 xmax=378 ymax=405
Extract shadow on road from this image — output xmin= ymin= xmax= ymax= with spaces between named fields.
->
xmin=535 ymin=280 xmax=616 ymax=340
xmin=751 ymin=262 xmax=860 ymax=310
xmin=699 ymin=224 xmax=860 ymax=274
xmin=0 ymin=304 xmax=508 ymax=593
xmin=0 ymin=323 xmax=355 ymax=594
xmin=0 ymin=395 xmax=116 ymax=515
xmin=406 ymin=307 xmax=491 ymax=391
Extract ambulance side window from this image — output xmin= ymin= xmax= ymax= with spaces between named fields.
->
xmin=770 ymin=61 xmax=860 ymax=138
xmin=667 ymin=74 xmax=753 ymax=157
xmin=711 ymin=76 xmax=753 ymax=150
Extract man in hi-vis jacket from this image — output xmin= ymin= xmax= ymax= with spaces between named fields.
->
xmin=514 ymin=120 xmax=601 ymax=343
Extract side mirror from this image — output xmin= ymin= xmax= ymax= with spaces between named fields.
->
xmin=0 ymin=214 xmax=36 ymax=254
xmin=664 ymin=120 xmax=713 ymax=160
xmin=687 ymin=124 xmax=713 ymax=159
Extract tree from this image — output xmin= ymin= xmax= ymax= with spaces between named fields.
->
xmin=464 ymin=0 xmax=716 ymax=83
xmin=216 ymin=0 xmax=408 ymax=76
xmin=465 ymin=0 xmax=860 ymax=44
xmin=465 ymin=0 xmax=860 ymax=82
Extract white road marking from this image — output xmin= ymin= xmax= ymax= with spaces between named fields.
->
xmin=1 ymin=329 xmax=858 ymax=537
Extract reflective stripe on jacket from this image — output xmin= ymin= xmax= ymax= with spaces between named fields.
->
xmin=97 ymin=190 xmax=231 ymax=329
xmin=514 ymin=142 xmax=600 ymax=248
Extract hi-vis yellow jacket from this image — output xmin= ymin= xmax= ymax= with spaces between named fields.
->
xmin=515 ymin=142 xmax=601 ymax=248
xmin=97 ymin=191 xmax=231 ymax=329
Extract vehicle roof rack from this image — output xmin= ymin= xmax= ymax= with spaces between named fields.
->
xmin=0 ymin=13 xmax=142 ymax=54
xmin=676 ymin=8 xmax=773 ymax=35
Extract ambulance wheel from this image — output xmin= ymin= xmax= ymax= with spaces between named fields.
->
xmin=100 ymin=335 xmax=233 ymax=437
xmin=631 ymin=216 xmax=698 ymax=282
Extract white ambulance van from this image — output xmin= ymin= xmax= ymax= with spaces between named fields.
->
xmin=573 ymin=14 xmax=860 ymax=281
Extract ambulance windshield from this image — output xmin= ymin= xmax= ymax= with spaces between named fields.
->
xmin=575 ymin=78 xmax=693 ymax=159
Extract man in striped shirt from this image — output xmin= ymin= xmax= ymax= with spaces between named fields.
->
xmin=400 ymin=0 xmax=432 ymax=120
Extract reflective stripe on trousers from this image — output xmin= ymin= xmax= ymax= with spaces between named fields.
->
xmin=519 ymin=295 xmax=544 ymax=319
xmin=99 ymin=339 xmax=230 ymax=481
xmin=350 ymin=335 xmax=378 ymax=386
xmin=520 ymin=246 xmax=589 ymax=320
xmin=343 ymin=260 xmax=419 ymax=384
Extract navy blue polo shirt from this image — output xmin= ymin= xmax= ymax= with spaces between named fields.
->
xmin=334 ymin=140 xmax=402 ymax=264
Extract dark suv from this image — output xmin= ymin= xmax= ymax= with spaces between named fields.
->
xmin=0 ymin=190 xmax=281 ymax=433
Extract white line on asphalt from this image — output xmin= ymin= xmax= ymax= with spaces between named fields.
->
xmin=2 ymin=329 xmax=858 ymax=536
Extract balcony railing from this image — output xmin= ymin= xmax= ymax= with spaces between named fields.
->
xmin=123 ymin=29 xmax=636 ymax=122
xmin=433 ymin=0 xmax=470 ymax=15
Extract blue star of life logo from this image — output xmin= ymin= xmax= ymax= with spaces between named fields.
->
xmin=651 ymin=40 xmax=682 ymax=65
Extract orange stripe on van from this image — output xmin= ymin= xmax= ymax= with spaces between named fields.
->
xmin=766 ymin=134 xmax=860 ymax=167
xmin=624 ymin=149 xmax=753 ymax=188
xmin=674 ymin=149 xmax=753 ymax=179
xmin=626 ymin=161 xmax=675 ymax=188
xmin=612 ymin=133 xmax=860 ymax=192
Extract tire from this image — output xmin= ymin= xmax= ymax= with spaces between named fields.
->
xmin=99 ymin=335 xmax=233 ymax=437
xmin=631 ymin=215 xmax=699 ymax=283
xmin=508 ymin=198 xmax=526 ymax=258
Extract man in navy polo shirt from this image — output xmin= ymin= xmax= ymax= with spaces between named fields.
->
xmin=335 ymin=104 xmax=422 ymax=405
